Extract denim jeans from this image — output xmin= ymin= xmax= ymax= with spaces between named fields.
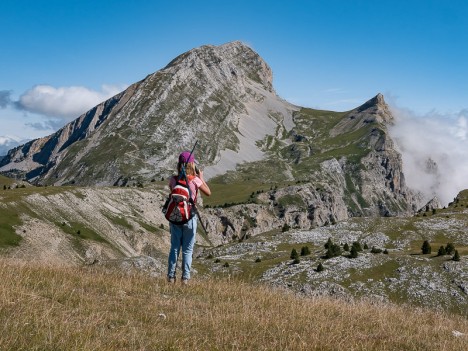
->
xmin=167 ymin=215 xmax=197 ymax=280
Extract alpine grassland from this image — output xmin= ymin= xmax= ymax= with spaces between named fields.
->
xmin=1 ymin=259 xmax=467 ymax=351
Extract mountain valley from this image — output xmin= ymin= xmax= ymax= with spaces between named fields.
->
xmin=0 ymin=42 xmax=466 ymax=316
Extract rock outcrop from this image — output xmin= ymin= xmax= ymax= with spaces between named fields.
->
xmin=418 ymin=196 xmax=442 ymax=213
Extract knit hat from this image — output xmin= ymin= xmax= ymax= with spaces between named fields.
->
xmin=178 ymin=151 xmax=197 ymax=164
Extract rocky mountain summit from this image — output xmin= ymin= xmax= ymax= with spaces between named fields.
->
xmin=0 ymin=41 xmax=296 ymax=186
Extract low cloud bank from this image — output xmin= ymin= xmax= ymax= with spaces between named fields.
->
xmin=388 ymin=106 xmax=468 ymax=205
xmin=16 ymin=84 xmax=127 ymax=120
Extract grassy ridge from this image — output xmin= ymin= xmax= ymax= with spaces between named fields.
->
xmin=1 ymin=260 xmax=466 ymax=351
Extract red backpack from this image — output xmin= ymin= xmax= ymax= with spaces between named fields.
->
xmin=163 ymin=176 xmax=197 ymax=225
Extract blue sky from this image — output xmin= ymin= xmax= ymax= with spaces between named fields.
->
xmin=1 ymin=0 xmax=468 ymax=140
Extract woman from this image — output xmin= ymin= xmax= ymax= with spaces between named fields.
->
xmin=167 ymin=150 xmax=211 ymax=284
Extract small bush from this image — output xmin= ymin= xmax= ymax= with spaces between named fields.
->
xmin=206 ymin=254 xmax=214 ymax=259
xmin=214 ymin=258 xmax=221 ymax=263
xmin=223 ymin=262 xmax=230 ymax=268
xmin=316 ymin=262 xmax=324 ymax=272
xmin=255 ymin=257 xmax=262 ymax=263
xmin=292 ymin=258 xmax=300 ymax=265
xmin=452 ymin=250 xmax=460 ymax=262
xmin=363 ymin=243 xmax=369 ymax=250
xmin=383 ymin=249 xmax=389 ymax=255
xmin=282 ymin=223 xmax=291 ymax=232
xmin=371 ymin=247 xmax=382 ymax=254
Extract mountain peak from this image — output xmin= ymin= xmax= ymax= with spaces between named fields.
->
xmin=357 ymin=93 xmax=386 ymax=111
xmin=0 ymin=41 xmax=286 ymax=184
xmin=163 ymin=41 xmax=273 ymax=92
xmin=352 ymin=93 xmax=392 ymax=124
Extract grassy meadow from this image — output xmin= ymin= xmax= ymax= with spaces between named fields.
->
xmin=1 ymin=259 xmax=467 ymax=351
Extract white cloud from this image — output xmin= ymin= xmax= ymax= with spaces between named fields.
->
xmin=0 ymin=135 xmax=22 ymax=144
xmin=0 ymin=135 xmax=29 ymax=156
xmin=17 ymin=84 xmax=127 ymax=120
xmin=389 ymin=105 xmax=468 ymax=205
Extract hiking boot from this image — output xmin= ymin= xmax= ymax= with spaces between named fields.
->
xmin=181 ymin=279 xmax=189 ymax=285
xmin=167 ymin=276 xmax=176 ymax=284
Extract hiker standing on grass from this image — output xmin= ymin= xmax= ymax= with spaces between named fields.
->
xmin=167 ymin=151 xmax=211 ymax=284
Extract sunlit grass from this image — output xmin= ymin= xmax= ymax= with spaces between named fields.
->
xmin=1 ymin=260 xmax=467 ymax=351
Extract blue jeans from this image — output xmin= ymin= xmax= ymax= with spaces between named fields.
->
xmin=167 ymin=215 xmax=197 ymax=280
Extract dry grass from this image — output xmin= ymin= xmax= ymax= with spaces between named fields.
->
xmin=1 ymin=259 xmax=467 ymax=351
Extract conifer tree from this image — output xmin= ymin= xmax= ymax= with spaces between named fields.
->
xmin=437 ymin=246 xmax=446 ymax=256
xmin=349 ymin=246 xmax=358 ymax=258
xmin=290 ymin=248 xmax=299 ymax=260
xmin=300 ymin=246 xmax=311 ymax=256
xmin=325 ymin=243 xmax=342 ymax=259
xmin=324 ymin=237 xmax=333 ymax=249
xmin=352 ymin=241 xmax=363 ymax=252
xmin=421 ymin=240 xmax=432 ymax=254
xmin=316 ymin=262 xmax=324 ymax=272
xmin=363 ymin=243 xmax=369 ymax=250
xmin=452 ymin=250 xmax=460 ymax=262
xmin=343 ymin=243 xmax=350 ymax=251
xmin=445 ymin=242 xmax=455 ymax=255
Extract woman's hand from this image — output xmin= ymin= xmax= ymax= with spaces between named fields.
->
xmin=197 ymin=169 xmax=211 ymax=196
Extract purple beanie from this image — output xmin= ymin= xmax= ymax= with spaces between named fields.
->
xmin=178 ymin=151 xmax=196 ymax=163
